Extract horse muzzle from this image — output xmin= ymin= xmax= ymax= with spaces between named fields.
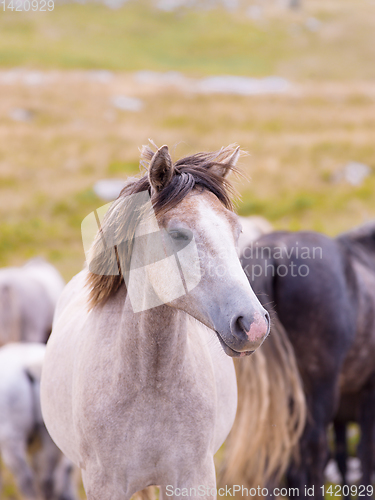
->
xmin=215 ymin=310 xmax=270 ymax=357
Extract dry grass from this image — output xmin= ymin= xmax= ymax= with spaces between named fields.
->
xmin=1 ymin=0 xmax=375 ymax=80
xmin=1 ymin=72 xmax=375 ymax=281
xmin=1 ymin=0 xmax=375 ymax=280
xmin=0 ymin=466 xmax=22 ymax=500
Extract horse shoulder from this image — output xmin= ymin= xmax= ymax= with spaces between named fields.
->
xmin=42 ymin=271 xmax=93 ymax=467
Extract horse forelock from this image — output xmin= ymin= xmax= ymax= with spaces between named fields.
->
xmin=86 ymin=145 xmax=242 ymax=309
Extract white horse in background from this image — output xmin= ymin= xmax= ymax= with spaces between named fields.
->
xmin=41 ymin=144 xmax=270 ymax=500
xmin=237 ymin=216 xmax=273 ymax=256
xmin=0 ymin=343 xmax=77 ymax=500
xmin=0 ymin=258 xmax=65 ymax=345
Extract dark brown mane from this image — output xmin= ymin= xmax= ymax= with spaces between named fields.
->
xmin=86 ymin=144 xmax=242 ymax=309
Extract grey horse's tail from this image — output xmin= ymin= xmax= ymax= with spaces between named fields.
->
xmin=219 ymin=314 xmax=306 ymax=492
xmin=0 ymin=283 xmax=21 ymax=344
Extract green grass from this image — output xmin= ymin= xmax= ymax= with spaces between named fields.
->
xmin=107 ymin=160 xmax=139 ymax=175
xmin=237 ymin=172 xmax=375 ymax=233
xmin=1 ymin=82 xmax=375 ymax=277
xmin=0 ymin=3 xmax=287 ymax=74
xmin=0 ymin=187 xmax=102 ymax=280
xmin=0 ymin=0 xmax=375 ymax=80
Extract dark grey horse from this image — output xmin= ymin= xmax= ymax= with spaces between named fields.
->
xmin=238 ymin=221 xmax=375 ymax=499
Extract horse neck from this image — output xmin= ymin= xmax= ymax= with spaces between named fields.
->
xmin=118 ymin=295 xmax=189 ymax=385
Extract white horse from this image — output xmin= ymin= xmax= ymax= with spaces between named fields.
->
xmin=0 ymin=343 xmax=77 ymax=500
xmin=237 ymin=216 xmax=273 ymax=256
xmin=0 ymin=258 xmax=65 ymax=345
xmin=41 ymin=144 xmax=270 ymax=500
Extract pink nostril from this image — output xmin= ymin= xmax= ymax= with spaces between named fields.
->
xmin=246 ymin=312 xmax=269 ymax=343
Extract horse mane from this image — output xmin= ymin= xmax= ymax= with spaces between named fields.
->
xmin=336 ymin=220 xmax=375 ymax=273
xmin=86 ymin=144 xmax=241 ymax=309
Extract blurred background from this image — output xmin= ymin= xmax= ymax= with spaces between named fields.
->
xmin=0 ymin=0 xmax=375 ymax=497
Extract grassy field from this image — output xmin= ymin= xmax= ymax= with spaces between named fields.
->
xmin=0 ymin=0 xmax=374 ymax=497
xmin=1 ymin=0 xmax=375 ymax=80
xmin=1 ymin=72 xmax=374 ymax=280
xmin=0 ymin=0 xmax=374 ymax=281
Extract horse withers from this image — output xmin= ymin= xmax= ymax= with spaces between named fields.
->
xmin=41 ymin=144 xmax=270 ymax=500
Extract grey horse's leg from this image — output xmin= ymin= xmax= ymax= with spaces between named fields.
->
xmin=358 ymin=378 xmax=375 ymax=500
xmin=32 ymin=425 xmax=61 ymax=500
xmin=159 ymin=459 xmax=217 ymax=500
xmin=81 ymin=467 xmax=128 ymax=500
xmin=1 ymin=438 xmax=38 ymax=500
xmin=53 ymin=456 xmax=77 ymax=500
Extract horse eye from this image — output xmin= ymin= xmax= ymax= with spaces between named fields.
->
xmin=169 ymin=230 xmax=189 ymax=241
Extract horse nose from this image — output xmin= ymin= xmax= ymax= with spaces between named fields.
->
xmin=232 ymin=310 xmax=270 ymax=349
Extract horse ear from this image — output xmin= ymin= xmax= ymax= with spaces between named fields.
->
xmin=211 ymin=145 xmax=241 ymax=178
xmin=148 ymin=145 xmax=174 ymax=192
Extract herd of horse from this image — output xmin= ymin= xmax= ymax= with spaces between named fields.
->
xmin=0 ymin=259 xmax=77 ymax=500
xmin=0 ymin=144 xmax=374 ymax=499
